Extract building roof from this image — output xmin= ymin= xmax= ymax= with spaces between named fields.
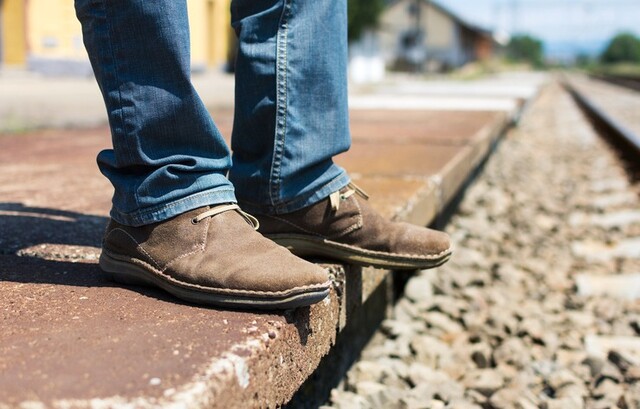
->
xmin=387 ymin=0 xmax=494 ymax=37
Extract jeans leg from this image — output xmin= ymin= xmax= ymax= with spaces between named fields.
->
xmin=229 ymin=0 xmax=351 ymax=215
xmin=75 ymin=0 xmax=236 ymax=226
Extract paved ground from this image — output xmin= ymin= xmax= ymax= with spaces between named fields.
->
xmin=0 ymin=72 xmax=545 ymax=408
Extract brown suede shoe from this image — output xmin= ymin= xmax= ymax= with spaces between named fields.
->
xmin=99 ymin=204 xmax=331 ymax=309
xmin=252 ymin=183 xmax=452 ymax=270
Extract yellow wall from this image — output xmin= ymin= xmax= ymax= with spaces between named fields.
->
xmin=1 ymin=0 xmax=232 ymax=69
xmin=208 ymin=0 xmax=233 ymax=68
xmin=188 ymin=0 xmax=208 ymax=67
xmin=2 ymin=0 xmax=27 ymax=65
xmin=27 ymin=0 xmax=86 ymax=61
xmin=188 ymin=0 xmax=232 ymax=69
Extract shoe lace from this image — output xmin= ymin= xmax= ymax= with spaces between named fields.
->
xmin=191 ymin=204 xmax=260 ymax=230
xmin=329 ymin=182 xmax=370 ymax=212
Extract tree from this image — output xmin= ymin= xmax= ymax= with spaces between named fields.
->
xmin=600 ymin=32 xmax=640 ymax=64
xmin=348 ymin=0 xmax=385 ymax=42
xmin=506 ymin=35 xmax=544 ymax=68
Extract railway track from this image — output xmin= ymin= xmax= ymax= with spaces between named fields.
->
xmin=565 ymin=75 xmax=640 ymax=174
xmin=590 ymin=74 xmax=640 ymax=93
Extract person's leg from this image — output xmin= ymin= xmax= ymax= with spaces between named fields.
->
xmin=230 ymin=0 xmax=351 ymax=215
xmin=230 ymin=0 xmax=452 ymax=269
xmin=74 ymin=0 xmax=330 ymax=309
xmin=76 ymin=0 xmax=235 ymax=226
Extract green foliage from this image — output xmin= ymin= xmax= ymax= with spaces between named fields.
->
xmin=575 ymin=53 xmax=595 ymax=68
xmin=600 ymin=32 xmax=640 ymax=64
xmin=506 ymin=35 xmax=545 ymax=68
xmin=590 ymin=62 xmax=640 ymax=78
xmin=348 ymin=0 xmax=385 ymax=42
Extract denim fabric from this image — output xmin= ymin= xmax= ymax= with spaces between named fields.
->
xmin=230 ymin=0 xmax=351 ymax=215
xmin=75 ymin=0 xmax=236 ymax=226
xmin=75 ymin=0 xmax=351 ymax=226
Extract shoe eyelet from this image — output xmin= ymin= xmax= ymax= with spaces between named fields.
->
xmin=191 ymin=217 xmax=199 ymax=225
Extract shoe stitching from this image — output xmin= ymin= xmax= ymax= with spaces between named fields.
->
xmin=105 ymin=221 xmax=332 ymax=297
xmin=326 ymin=195 xmax=363 ymax=239
xmin=325 ymin=240 xmax=452 ymax=259
xmin=106 ymin=227 xmax=162 ymax=270
xmin=263 ymin=196 xmax=449 ymax=259
xmin=163 ymin=217 xmax=210 ymax=273
xmin=125 ymin=257 xmax=331 ymax=296
xmin=263 ymin=194 xmax=363 ymax=239
xmin=270 ymin=234 xmax=452 ymax=260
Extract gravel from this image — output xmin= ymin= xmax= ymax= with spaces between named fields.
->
xmin=324 ymin=84 xmax=640 ymax=408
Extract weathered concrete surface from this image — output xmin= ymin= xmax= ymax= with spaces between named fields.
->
xmin=0 ymin=261 xmax=341 ymax=408
xmin=0 ymin=73 xmax=545 ymax=408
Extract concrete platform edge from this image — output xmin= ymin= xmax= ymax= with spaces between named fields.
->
xmin=0 ymin=84 xmax=543 ymax=409
xmin=282 ymin=103 xmax=535 ymax=407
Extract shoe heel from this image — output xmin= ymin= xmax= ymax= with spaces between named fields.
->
xmin=99 ymin=253 xmax=155 ymax=287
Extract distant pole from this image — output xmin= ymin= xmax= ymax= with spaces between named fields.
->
xmin=423 ymin=0 xmax=429 ymax=72
xmin=415 ymin=0 xmax=421 ymax=72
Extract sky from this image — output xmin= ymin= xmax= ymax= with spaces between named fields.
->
xmin=440 ymin=0 xmax=640 ymax=58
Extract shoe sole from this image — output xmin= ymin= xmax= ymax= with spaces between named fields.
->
xmin=267 ymin=234 xmax=452 ymax=270
xmin=99 ymin=252 xmax=331 ymax=310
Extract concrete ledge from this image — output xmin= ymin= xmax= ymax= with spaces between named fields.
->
xmin=0 ymin=78 xmax=543 ymax=408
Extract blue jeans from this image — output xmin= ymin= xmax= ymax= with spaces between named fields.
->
xmin=75 ymin=0 xmax=351 ymax=226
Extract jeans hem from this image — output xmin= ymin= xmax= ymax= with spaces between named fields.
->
xmin=239 ymin=172 xmax=350 ymax=216
xmin=110 ymin=188 xmax=237 ymax=226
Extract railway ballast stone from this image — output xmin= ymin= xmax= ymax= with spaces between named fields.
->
xmin=324 ymin=84 xmax=640 ymax=408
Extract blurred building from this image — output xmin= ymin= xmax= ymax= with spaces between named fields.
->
xmin=0 ymin=0 xmax=233 ymax=74
xmin=379 ymin=0 xmax=497 ymax=72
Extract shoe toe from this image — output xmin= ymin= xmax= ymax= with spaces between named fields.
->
xmin=395 ymin=223 xmax=451 ymax=256
xmin=425 ymin=229 xmax=451 ymax=255
xmin=264 ymin=248 xmax=330 ymax=291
